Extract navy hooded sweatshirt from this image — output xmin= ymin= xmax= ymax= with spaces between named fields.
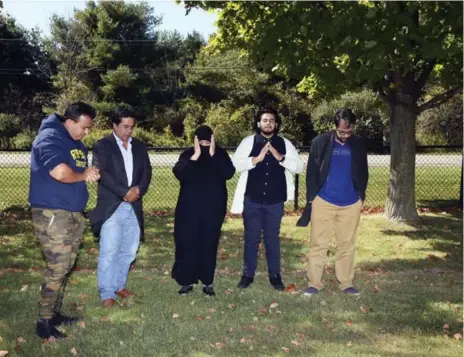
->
xmin=29 ymin=114 xmax=89 ymax=212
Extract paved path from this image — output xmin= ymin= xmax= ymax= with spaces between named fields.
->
xmin=0 ymin=152 xmax=461 ymax=168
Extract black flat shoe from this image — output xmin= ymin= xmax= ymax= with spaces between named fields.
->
xmin=237 ymin=275 xmax=254 ymax=289
xmin=36 ymin=319 xmax=67 ymax=340
xmin=202 ymin=285 xmax=216 ymax=297
xmin=178 ymin=285 xmax=193 ymax=295
xmin=269 ymin=274 xmax=285 ymax=291
xmin=52 ymin=312 xmax=82 ymax=326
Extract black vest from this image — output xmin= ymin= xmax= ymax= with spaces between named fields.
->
xmin=245 ymin=134 xmax=287 ymax=204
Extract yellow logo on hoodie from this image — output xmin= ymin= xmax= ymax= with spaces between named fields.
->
xmin=70 ymin=149 xmax=87 ymax=168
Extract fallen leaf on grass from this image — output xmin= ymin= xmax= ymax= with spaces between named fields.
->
xmin=195 ymin=315 xmax=204 ymax=321
xmin=285 ymin=283 xmax=297 ymax=292
xmin=209 ymin=342 xmax=224 ymax=349
xmin=281 ymin=347 xmax=290 ymax=353
xmin=20 ymin=285 xmax=28 ymax=292
xmin=77 ymin=293 xmax=90 ymax=301
xmin=320 ymin=300 xmax=327 ymax=306
xmin=225 ymin=289 xmax=232 ymax=296
xmin=99 ymin=316 xmax=109 ymax=322
xmin=16 ymin=337 xmax=26 ymax=344
xmin=372 ymin=285 xmax=380 ymax=294
xmin=70 ymin=347 xmax=78 ymax=355
xmin=228 ymin=304 xmax=237 ymax=309
xmin=269 ymin=302 xmax=279 ymax=309
xmin=0 ymin=351 xmax=8 ymax=357
xmin=346 ymin=341 xmax=353 ymax=347
xmin=453 ymin=333 xmax=462 ymax=341
xmin=208 ymin=308 xmax=216 ymax=313
xmin=79 ymin=321 xmax=86 ymax=329
xmin=345 ymin=320 xmax=352 ymax=327
xmin=70 ymin=279 xmax=79 ymax=286
xmin=291 ymin=340 xmax=301 ymax=347
xmin=443 ymin=324 xmax=450 ymax=329
xmin=360 ymin=306 xmax=369 ymax=313
xmin=172 ymin=313 xmax=180 ymax=319
xmin=240 ymin=337 xmax=251 ymax=344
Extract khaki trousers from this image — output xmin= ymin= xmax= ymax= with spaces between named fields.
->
xmin=306 ymin=196 xmax=362 ymax=290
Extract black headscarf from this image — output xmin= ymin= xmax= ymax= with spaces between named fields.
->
xmin=195 ymin=125 xmax=213 ymax=142
xmin=194 ymin=125 xmax=214 ymax=158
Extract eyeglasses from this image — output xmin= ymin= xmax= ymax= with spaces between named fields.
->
xmin=336 ymin=129 xmax=353 ymax=137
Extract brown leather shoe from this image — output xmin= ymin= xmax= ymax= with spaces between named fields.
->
xmin=116 ymin=289 xmax=135 ymax=298
xmin=102 ymin=298 xmax=115 ymax=308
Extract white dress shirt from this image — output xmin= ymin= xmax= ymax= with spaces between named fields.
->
xmin=113 ymin=132 xmax=133 ymax=187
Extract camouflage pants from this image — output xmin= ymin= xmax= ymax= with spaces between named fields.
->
xmin=31 ymin=208 xmax=85 ymax=319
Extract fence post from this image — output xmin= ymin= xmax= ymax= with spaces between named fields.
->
xmin=460 ymin=155 xmax=463 ymax=208
xmin=294 ymin=174 xmax=299 ymax=212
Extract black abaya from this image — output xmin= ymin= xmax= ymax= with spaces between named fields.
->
xmin=171 ymin=146 xmax=235 ymax=286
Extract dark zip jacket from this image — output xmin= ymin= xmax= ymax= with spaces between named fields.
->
xmin=306 ymin=131 xmax=369 ymax=203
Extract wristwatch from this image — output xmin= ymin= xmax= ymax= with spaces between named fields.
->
xmin=279 ymin=155 xmax=286 ymax=163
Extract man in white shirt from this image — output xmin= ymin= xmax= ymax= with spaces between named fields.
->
xmin=89 ymin=109 xmax=152 ymax=307
xmin=231 ymin=107 xmax=304 ymax=290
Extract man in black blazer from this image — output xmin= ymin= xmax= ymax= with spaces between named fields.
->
xmin=89 ymin=109 xmax=152 ymax=307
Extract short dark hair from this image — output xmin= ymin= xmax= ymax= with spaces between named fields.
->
xmin=334 ymin=108 xmax=357 ymax=127
xmin=63 ymin=101 xmax=96 ymax=121
xmin=111 ymin=108 xmax=137 ymax=126
xmin=253 ymin=106 xmax=282 ymax=134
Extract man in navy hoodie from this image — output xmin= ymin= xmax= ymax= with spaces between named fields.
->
xmin=29 ymin=102 xmax=100 ymax=340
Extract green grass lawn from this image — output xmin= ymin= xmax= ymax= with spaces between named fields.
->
xmin=0 ymin=165 xmax=461 ymax=212
xmin=0 ymin=211 xmax=462 ymax=356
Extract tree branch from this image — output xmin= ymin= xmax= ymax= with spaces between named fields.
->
xmin=417 ymin=87 xmax=462 ymax=113
xmin=413 ymin=60 xmax=436 ymax=100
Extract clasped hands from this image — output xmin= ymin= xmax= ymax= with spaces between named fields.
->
xmin=252 ymin=142 xmax=283 ymax=165
xmin=124 ymin=186 xmax=140 ymax=202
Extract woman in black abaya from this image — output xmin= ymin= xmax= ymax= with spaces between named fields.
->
xmin=172 ymin=125 xmax=235 ymax=296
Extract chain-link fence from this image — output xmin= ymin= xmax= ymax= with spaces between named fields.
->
xmin=0 ymin=146 xmax=461 ymax=212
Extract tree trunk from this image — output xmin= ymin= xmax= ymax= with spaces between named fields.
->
xmin=385 ymin=102 xmax=419 ymax=222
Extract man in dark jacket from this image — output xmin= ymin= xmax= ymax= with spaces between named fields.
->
xmin=172 ymin=125 xmax=235 ymax=296
xmin=304 ymin=108 xmax=368 ymax=296
xmin=89 ymin=109 xmax=152 ymax=307
xmin=29 ymin=102 xmax=100 ymax=340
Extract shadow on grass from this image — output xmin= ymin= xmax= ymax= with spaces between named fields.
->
xmin=378 ymin=213 xmax=463 ymax=270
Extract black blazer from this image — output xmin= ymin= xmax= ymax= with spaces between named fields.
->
xmin=88 ymin=134 xmax=152 ymax=238
xmin=306 ymin=131 xmax=368 ymax=203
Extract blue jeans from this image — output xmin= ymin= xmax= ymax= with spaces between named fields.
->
xmin=242 ymin=197 xmax=284 ymax=277
xmin=97 ymin=202 xmax=140 ymax=300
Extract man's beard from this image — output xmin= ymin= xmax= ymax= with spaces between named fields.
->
xmin=336 ymin=134 xmax=347 ymax=143
xmin=261 ymin=127 xmax=275 ymax=136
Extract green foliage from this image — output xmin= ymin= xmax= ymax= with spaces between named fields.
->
xmin=312 ymin=89 xmax=388 ymax=146
xmin=0 ymin=16 xmax=52 ymax=130
xmin=416 ymin=95 xmax=463 ymax=145
xmin=81 ymin=129 xmax=112 ymax=148
xmin=101 ymin=65 xmax=138 ymax=100
xmin=10 ymin=130 xmax=36 ymax=150
xmin=188 ymin=1 xmax=462 ymax=104
xmin=203 ymin=104 xmax=254 ymax=146
xmin=182 ymin=49 xmax=314 ymax=146
xmin=0 ymin=114 xmax=21 ymax=148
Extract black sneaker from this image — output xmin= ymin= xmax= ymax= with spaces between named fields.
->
xmin=202 ymin=285 xmax=216 ymax=297
xmin=36 ymin=319 xmax=67 ymax=340
xmin=269 ymin=274 xmax=285 ymax=291
xmin=178 ymin=285 xmax=193 ymax=295
xmin=237 ymin=275 xmax=254 ymax=289
xmin=52 ymin=312 xmax=82 ymax=326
